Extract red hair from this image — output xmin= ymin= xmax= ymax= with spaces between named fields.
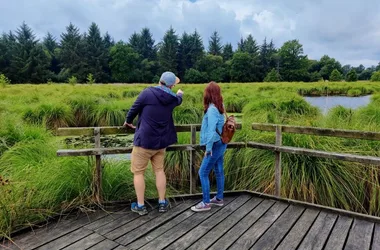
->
xmin=203 ymin=81 xmax=224 ymax=114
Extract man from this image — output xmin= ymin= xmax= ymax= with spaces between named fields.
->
xmin=123 ymin=71 xmax=184 ymax=215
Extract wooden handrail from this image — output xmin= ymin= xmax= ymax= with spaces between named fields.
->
xmin=57 ymin=123 xmax=242 ymax=136
xmin=252 ymin=123 xmax=380 ymax=141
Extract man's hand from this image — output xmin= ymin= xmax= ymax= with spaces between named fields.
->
xmin=204 ymin=151 xmax=212 ymax=157
xmin=123 ymin=121 xmax=136 ymax=129
xmin=177 ymin=89 xmax=184 ymax=95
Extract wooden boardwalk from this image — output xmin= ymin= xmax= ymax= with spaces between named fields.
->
xmin=2 ymin=192 xmax=380 ymax=250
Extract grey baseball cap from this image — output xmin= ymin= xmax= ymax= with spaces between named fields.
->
xmin=159 ymin=71 xmax=180 ymax=87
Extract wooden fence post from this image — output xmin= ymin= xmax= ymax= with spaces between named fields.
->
xmin=190 ymin=125 xmax=197 ymax=194
xmin=275 ymin=125 xmax=282 ymax=197
xmin=94 ymin=127 xmax=102 ymax=203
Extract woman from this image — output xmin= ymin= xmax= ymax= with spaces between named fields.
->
xmin=191 ymin=81 xmax=227 ymax=212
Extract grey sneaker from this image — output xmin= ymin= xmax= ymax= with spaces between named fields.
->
xmin=131 ymin=202 xmax=148 ymax=216
xmin=210 ymin=197 xmax=224 ymax=207
xmin=191 ymin=201 xmax=211 ymax=212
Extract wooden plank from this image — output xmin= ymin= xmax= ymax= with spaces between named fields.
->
xmin=138 ymin=197 xmax=236 ymax=250
xmin=251 ymin=205 xmax=305 ymax=250
xmin=84 ymin=208 xmax=129 ymax=231
xmin=297 ymin=211 xmax=337 ymax=250
xmin=228 ymin=201 xmax=289 ymax=250
xmin=9 ymin=209 xmax=112 ymax=250
xmin=115 ymin=200 xmax=196 ymax=245
xmin=62 ymin=233 xmax=105 ymax=250
xmin=190 ymin=125 xmax=196 ymax=194
xmin=94 ymin=127 xmax=102 ymax=203
xmin=275 ymin=125 xmax=282 ymax=197
xmin=56 ymin=142 xmax=246 ymax=157
xmin=324 ymin=216 xmax=353 ymax=250
xmin=344 ymin=219 xmax=374 ymax=250
xmin=276 ymin=208 xmax=320 ymax=250
xmin=186 ymin=198 xmax=263 ymax=249
xmin=87 ymin=239 xmax=119 ymax=250
xmin=372 ymin=224 xmax=380 ymax=250
xmin=36 ymin=227 xmax=93 ymax=250
xmin=247 ymin=142 xmax=380 ymax=165
xmin=166 ymin=195 xmax=252 ymax=250
xmin=57 ymin=124 xmax=242 ymax=136
xmin=251 ymin=123 xmax=380 ymax=141
xmin=105 ymin=201 xmax=192 ymax=240
xmin=126 ymin=210 xmax=195 ymax=249
xmin=207 ymin=199 xmax=274 ymax=250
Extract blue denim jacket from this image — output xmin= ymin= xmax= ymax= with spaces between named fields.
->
xmin=200 ymin=104 xmax=225 ymax=152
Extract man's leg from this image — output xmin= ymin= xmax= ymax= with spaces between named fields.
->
xmin=131 ymin=146 xmax=151 ymax=206
xmin=151 ymin=149 xmax=166 ymax=201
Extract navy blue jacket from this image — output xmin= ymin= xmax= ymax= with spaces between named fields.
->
xmin=126 ymin=86 xmax=182 ymax=149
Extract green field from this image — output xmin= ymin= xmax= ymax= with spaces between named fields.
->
xmin=1 ymin=82 xmax=380 ymax=237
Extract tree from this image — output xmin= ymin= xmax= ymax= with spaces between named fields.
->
xmin=309 ymin=71 xmax=322 ymax=82
xmin=222 ymin=43 xmax=233 ymax=62
xmin=177 ymin=32 xmax=193 ymax=79
xmin=43 ymin=32 xmax=60 ymax=76
xmin=376 ymin=62 xmax=380 ymax=71
xmin=342 ymin=64 xmax=352 ymax=76
xmin=354 ymin=64 xmax=365 ymax=74
xmin=184 ymin=68 xmax=207 ymax=83
xmin=196 ymin=54 xmax=226 ymax=82
xmin=84 ymin=22 xmax=110 ymax=82
xmin=260 ymin=38 xmax=277 ymax=79
xmin=189 ymin=30 xmax=204 ymax=67
xmin=109 ymin=42 xmax=141 ymax=82
xmin=60 ymin=23 xmax=86 ymax=82
xmin=230 ymin=52 xmax=260 ymax=82
xmin=10 ymin=22 xmax=50 ymax=83
xmin=241 ymin=35 xmax=259 ymax=54
xmin=208 ymin=31 xmax=222 ymax=56
xmin=264 ymin=68 xmax=281 ymax=82
xmin=278 ymin=40 xmax=309 ymax=82
xmin=0 ymin=32 xmax=15 ymax=78
xmin=129 ymin=32 xmax=141 ymax=52
xmin=346 ymin=69 xmax=358 ymax=82
xmin=139 ymin=28 xmax=156 ymax=60
xmin=319 ymin=55 xmax=342 ymax=80
xmin=158 ymin=27 xmax=179 ymax=74
xmin=370 ymin=71 xmax=380 ymax=82
xmin=330 ymin=69 xmax=343 ymax=81
xmin=103 ymin=32 xmax=115 ymax=50
xmin=358 ymin=69 xmax=374 ymax=80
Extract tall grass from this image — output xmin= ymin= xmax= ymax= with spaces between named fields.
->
xmin=2 ymin=82 xmax=380 ymax=237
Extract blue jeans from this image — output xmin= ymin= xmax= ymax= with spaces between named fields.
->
xmin=199 ymin=140 xmax=227 ymax=203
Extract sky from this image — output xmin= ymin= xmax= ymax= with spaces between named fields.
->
xmin=1 ymin=0 xmax=380 ymax=67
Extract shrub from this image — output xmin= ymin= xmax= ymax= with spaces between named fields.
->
xmin=370 ymin=71 xmax=380 ymax=82
xmin=264 ymin=69 xmax=281 ymax=82
xmin=329 ymin=69 xmax=343 ymax=81
xmin=0 ymin=74 xmax=11 ymax=88
xmin=86 ymin=73 xmax=95 ymax=85
xmin=68 ymin=76 xmax=77 ymax=85
xmin=346 ymin=69 xmax=358 ymax=82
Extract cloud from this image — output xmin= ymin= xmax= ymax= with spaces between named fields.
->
xmin=0 ymin=0 xmax=379 ymax=67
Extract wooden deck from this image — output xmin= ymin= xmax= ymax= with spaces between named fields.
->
xmin=2 ymin=192 xmax=380 ymax=250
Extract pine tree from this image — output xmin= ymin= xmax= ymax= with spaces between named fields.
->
xmin=208 ymin=31 xmax=222 ymax=56
xmin=84 ymin=22 xmax=109 ymax=82
xmin=0 ymin=32 xmax=15 ymax=78
xmin=103 ymin=32 xmax=115 ymax=50
xmin=237 ymin=37 xmax=245 ymax=51
xmin=222 ymin=43 xmax=233 ymax=61
xmin=264 ymin=68 xmax=281 ymax=82
xmin=243 ymin=35 xmax=259 ymax=54
xmin=329 ymin=69 xmax=343 ymax=81
xmin=128 ymin=32 xmax=141 ymax=52
xmin=346 ymin=69 xmax=358 ymax=82
xmin=139 ymin=28 xmax=156 ymax=60
xmin=10 ymin=22 xmax=50 ymax=83
xmin=158 ymin=27 xmax=179 ymax=74
xmin=43 ymin=33 xmax=60 ymax=76
xmin=60 ymin=23 xmax=86 ymax=82
xmin=190 ymin=30 xmax=204 ymax=67
xmin=177 ymin=32 xmax=193 ymax=79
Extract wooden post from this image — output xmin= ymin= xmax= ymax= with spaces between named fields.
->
xmin=190 ymin=125 xmax=197 ymax=194
xmin=275 ymin=125 xmax=282 ymax=197
xmin=94 ymin=127 xmax=102 ymax=203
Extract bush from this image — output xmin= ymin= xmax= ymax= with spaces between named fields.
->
xmin=329 ymin=69 xmax=343 ymax=81
xmin=86 ymin=73 xmax=95 ymax=85
xmin=0 ymin=74 xmax=11 ymax=88
xmin=346 ymin=69 xmax=358 ymax=82
xmin=68 ymin=76 xmax=78 ymax=85
xmin=184 ymin=68 xmax=207 ymax=83
xmin=264 ymin=69 xmax=281 ymax=82
xmin=370 ymin=71 xmax=380 ymax=82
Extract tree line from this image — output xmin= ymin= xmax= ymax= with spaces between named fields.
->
xmin=1 ymin=22 xmax=380 ymax=84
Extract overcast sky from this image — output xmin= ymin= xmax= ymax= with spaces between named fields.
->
xmin=1 ymin=0 xmax=380 ymax=67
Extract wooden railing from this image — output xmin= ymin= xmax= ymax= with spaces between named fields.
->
xmin=249 ymin=123 xmax=380 ymax=196
xmin=56 ymin=124 xmax=243 ymax=202
xmin=56 ymin=123 xmax=380 ymax=203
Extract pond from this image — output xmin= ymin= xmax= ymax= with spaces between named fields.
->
xmin=304 ymin=95 xmax=372 ymax=114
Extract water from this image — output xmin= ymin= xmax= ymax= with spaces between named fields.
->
xmin=304 ymin=95 xmax=372 ymax=114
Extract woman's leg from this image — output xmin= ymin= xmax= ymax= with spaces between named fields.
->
xmin=199 ymin=152 xmax=218 ymax=203
xmin=213 ymin=143 xmax=227 ymax=200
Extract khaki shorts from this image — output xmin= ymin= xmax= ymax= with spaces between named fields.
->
xmin=131 ymin=146 xmax=166 ymax=174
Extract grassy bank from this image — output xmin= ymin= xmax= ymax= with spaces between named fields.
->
xmin=1 ymin=81 xmax=380 ymax=237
